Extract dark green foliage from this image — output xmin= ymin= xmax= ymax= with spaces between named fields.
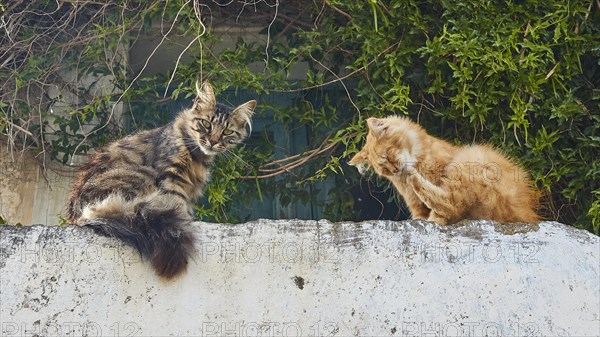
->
xmin=1 ymin=0 xmax=598 ymax=234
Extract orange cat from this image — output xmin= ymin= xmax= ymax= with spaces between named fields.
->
xmin=349 ymin=116 xmax=540 ymax=225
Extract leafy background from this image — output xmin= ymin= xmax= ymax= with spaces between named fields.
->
xmin=0 ymin=0 xmax=598 ymax=234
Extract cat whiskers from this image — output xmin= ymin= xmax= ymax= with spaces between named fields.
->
xmin=182 ymin=138 xmax=248 ymax=165
xmin=181 ymin=139 xmax=211 ymax=155
xmin=223 ymin=149 xmax=254 ymax=170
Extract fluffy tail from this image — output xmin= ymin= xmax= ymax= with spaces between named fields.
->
xmin=82 ymin=202 xmax=196 ymax=280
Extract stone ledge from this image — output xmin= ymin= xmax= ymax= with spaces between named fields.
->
xmin=1 ymin=220 xmax=599 ymax=336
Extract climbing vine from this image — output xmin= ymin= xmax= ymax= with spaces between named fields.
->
xmin=1 ymin=0 xmax=598 ymax=234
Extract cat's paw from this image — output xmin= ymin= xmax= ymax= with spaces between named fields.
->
xmin=397 ymin=149 xmax=416 ymax=168
xmin=405 ymin=160 xmax=421 ymax=175
xmin=411 ymin=213 xmax=430 ymax=220
xmin=427 ymin=213 xmax=449 ymax=226
xmin=382 ymin=161 xmax=400 ymax=175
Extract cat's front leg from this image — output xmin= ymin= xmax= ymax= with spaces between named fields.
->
xmin=408 ymin=172 xmax=457 ymax=225
xmin=404 ymin=192 xmax=431 ymax=220
xmin=389 ymin=175 xmax=430 ymax=219
xmin=384 ymin=150 xmax=429 ymax=219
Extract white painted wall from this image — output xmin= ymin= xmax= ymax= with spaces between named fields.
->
xmin=1 ymin=220 xmax=598 ymax=336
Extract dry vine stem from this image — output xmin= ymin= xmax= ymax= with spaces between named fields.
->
xmin=240 ymin=139 xmax=338 ymax=179
xmin=1 ymin=0 xmax=144 ymax=162
xmin=1 ymin=0 xmax=346 ymax=191
xmin=0 ymin=0 xmax=313 ymax=167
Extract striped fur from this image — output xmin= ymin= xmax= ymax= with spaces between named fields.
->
xmin=66 ymin=81 xmax=256 ymax=280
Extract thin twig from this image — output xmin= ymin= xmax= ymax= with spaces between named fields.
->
xmin=70 ymin=0 xmax=191 ymax=164
xmin=240 ymin=140 xmax=338 ymax=179
xmin=271 ymin=41 xmax=400 ymax=93
xmin=324 ymin=0 xmax=353 ymax=21
xmin=164 ymin=0 xmax=208 ymax=97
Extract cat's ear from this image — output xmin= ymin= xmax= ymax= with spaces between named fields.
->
xmin=232 ymin=100 xmax=257 ymax=133
xmin=194 ymin=81 xmax=216 ymax=110
xmin=366 ymin=117 xmax=388 ymax=138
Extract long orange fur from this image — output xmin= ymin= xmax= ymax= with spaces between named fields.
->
xmin=350 ymin=116 xmax=540 ymax=225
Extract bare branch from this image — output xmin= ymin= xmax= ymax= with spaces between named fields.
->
xmin=240 ymin=139 xmax=338 ymax=179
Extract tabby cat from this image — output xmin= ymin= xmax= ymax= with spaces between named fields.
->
xmin=349 ymin=116 xmax=539 ymax=225
xmin=66 ymin=81 xmax=256 ymax=280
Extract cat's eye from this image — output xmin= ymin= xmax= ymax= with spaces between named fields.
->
xmin=200 ymin=119 xmax=211 ymax=129
xmin=222 ymin=129 xmax=234 ymax=136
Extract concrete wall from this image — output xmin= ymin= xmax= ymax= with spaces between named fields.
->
xmin=1 ymin=220 xmax=598 ymax=336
